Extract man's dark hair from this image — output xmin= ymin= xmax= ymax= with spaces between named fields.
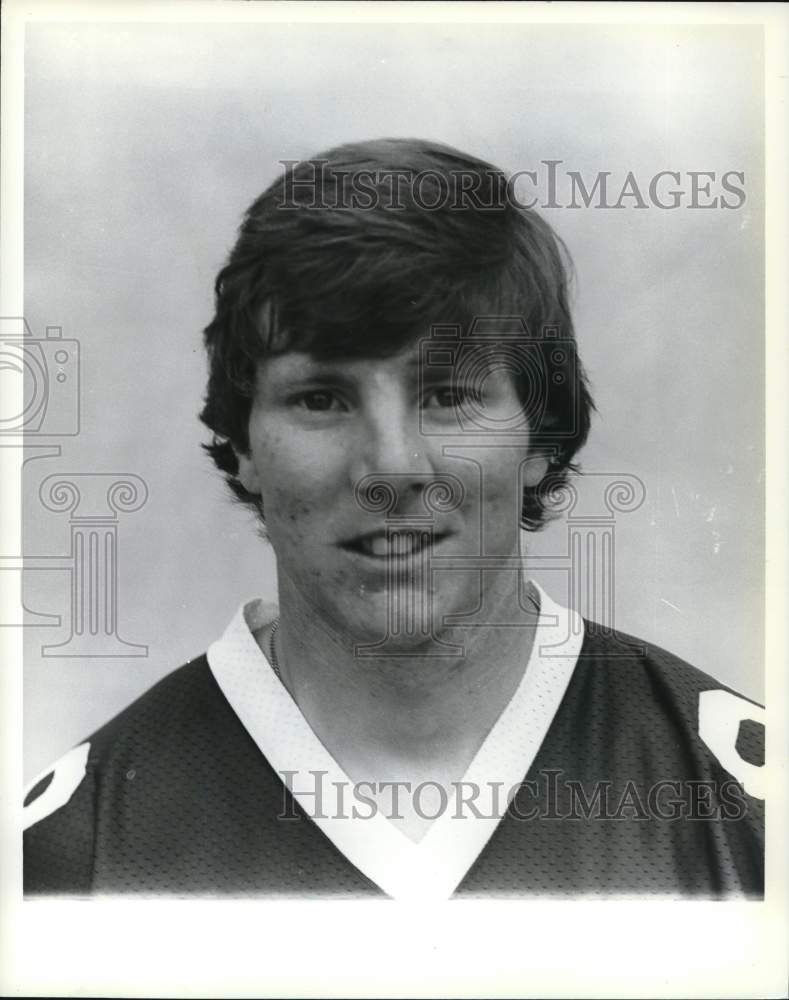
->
xmin=199 ymin=137 xmax=594 ymax=530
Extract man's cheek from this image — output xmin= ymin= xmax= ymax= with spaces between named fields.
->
xmin=266 ymin=494 xmax=314 ymax=550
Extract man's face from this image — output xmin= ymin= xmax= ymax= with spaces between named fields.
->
xmin=236 ymin=343 xmax=548 ymax=646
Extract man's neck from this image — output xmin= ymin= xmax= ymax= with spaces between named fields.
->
xmin=256 ymin=572 xmax=540 ymax=789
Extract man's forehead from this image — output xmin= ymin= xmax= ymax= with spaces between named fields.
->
xmin=259 ymin=338 xmax=518 ymax=376
xmin=259 ymin=345 xmax=423 ymax=377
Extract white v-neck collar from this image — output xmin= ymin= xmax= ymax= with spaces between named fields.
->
xmin=207 ymin=582 xmax=583 ymax=901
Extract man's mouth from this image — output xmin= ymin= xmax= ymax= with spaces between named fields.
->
xmin=341 ymin=530 xmax=451 ymax=559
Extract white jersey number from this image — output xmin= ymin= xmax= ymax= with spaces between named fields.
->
xmin=23 ymin=742 xmax=90 ymax=831
xmin=698 ymin=690 xmax=765 ymax=800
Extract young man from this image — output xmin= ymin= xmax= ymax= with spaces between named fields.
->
xmin=24 ymin=139 xmax=764 ymax=899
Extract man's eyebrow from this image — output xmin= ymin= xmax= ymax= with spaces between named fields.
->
xmin=419 ymin=362 xmax=466 ymax=380
xmin=408 ymin=356 xmax=454 ymax=375
xmin=276 ymin=368 xmax=355 ymax=385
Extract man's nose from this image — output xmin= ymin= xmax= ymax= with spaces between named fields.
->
xmin=349 ymin=411 xmax=434 ymax=492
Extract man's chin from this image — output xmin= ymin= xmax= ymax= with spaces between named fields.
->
xmin=324 ymin=591 xmax=461 ymax=653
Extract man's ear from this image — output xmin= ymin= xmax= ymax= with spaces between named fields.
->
xmin=233 ymin=449 xmax=262 ymax=495
xmin=522 ymin=453 xmax=551 ymax=487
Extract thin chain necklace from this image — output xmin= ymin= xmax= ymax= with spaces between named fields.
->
xmin=268 ymin=618 xmax=282 ymax=680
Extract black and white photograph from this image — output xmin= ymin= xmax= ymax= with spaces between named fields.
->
xmin=2 ymin=1 xmax=786 ymax=996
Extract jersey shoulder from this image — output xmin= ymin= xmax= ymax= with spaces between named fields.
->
xmin=23 ymin=653 xmax=234 ymax=893
xmin=579 ymin=622 xmax=761 ymax=701
xmin=82 ymin=652 xmax=236 ymax=763
xmin=573 ymin=623 xmax=765 ymax=797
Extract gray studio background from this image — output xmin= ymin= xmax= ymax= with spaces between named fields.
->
xmin=22 ymin=22 xmax=764 ymax=779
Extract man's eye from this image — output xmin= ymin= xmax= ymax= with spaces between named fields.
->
xmin=293 ymin=390 xmax=346 ymax=412
xmin=425 ymin=386 xmax=479 ymax=408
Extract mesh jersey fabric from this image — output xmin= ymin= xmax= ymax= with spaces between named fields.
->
xmin=201 ymin=583 xmax=585 ymax=901
xmin=24 ymin=620 xmax=764 ymax=899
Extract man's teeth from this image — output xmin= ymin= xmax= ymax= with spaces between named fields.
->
xmin=370 ymin=536 xmax=391 ymax=557
xmin=360 ymin=533 xmax=434 ymax=557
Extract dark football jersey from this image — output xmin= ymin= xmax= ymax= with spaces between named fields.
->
xmin=24 ymin=619 xmax=764 ymax=898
